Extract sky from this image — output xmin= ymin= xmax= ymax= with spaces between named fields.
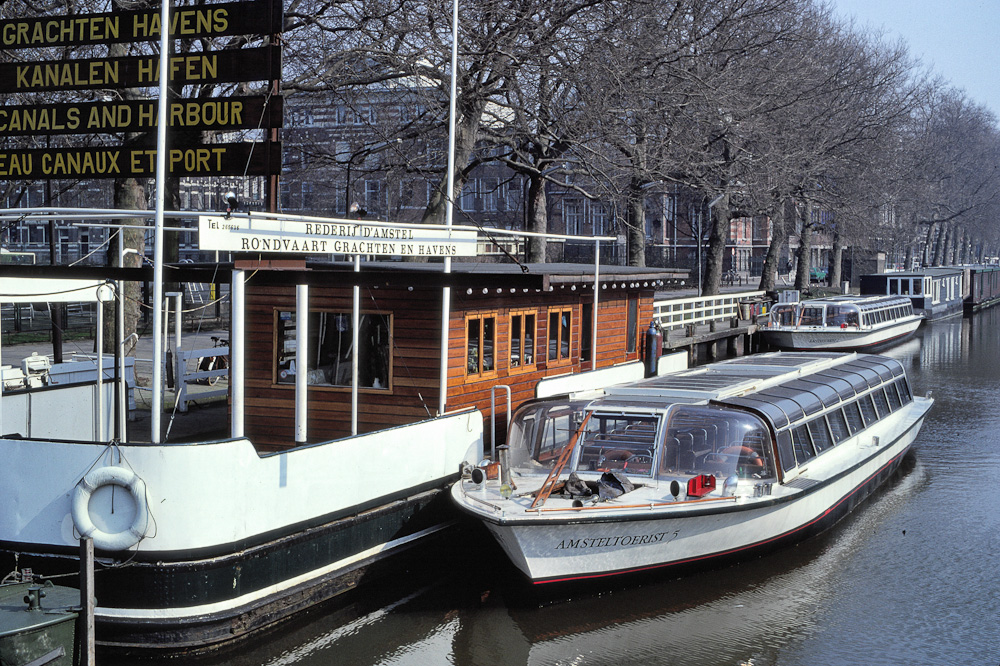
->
xmin=828 ymin=0 xmax=1000 ymax=117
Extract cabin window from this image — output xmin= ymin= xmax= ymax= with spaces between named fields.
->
xmin=466 ymin=313 xmax=497 ymax=378
xmin=274 ymin=310 xmax=391 ymax=390
xmin=776 ymin=431 xmax=797 ymax=473
xmin=506 ymin=401 xmax=588 ymax=471
xmin=626 ymin=297 xmax=639 ymax=353
xmin=895 ymin=378 xmax=912 ymax=403
xmin=844 ymin=401 xmax=865 ymax=434
xmin=791 ymin=425 xmax=816 ymax=463
xmin=872 ymin=388 xmax=891 ymax=417
xmin=827 ymin=306 xmax=859 ymax=327
xmin=886 ymin=383 xmax=902 ymax=411
xmin=827 ymin=410 xmax=850 ymax=443
xmin=800 ymin=306 xmax=824 ymax=326
xmin=807 ymin=418 xmax=833 ymax=452
xmin=659 ymin=405 xmax=774 ymax=480
xmin=581 ymin=302 xmax=593 ymax=362
xmin=509 ymin=311 xmax=537 ymax=371
xmin=771 ymin=304 xmax=796 ymax=326
xmin=858 ymin=394 xmax=878 ymax=425
xmin=547 ymin=308 xmax=572 ymax=364
xmin=578 ymin=413 xmax=659 ymax=477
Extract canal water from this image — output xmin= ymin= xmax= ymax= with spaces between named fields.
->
xmin=191 ymin=308 xmax=1000 ymax=666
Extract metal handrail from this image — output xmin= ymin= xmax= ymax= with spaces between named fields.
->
xmin=653 ymin=290 xmax=765 ymax=331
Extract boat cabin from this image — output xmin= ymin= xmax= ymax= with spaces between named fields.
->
xmin=505 ymin=352 xmax=915 ymax=488
xmin=961 ymin=264 xmax=1000 ymax=313
xmin=239 ymin=261 xmax=685 ymax=450
xmin=860 ymin=268 xmax=963 ymax=320
xmin=768 ymin=295 xmax=914 ymax=329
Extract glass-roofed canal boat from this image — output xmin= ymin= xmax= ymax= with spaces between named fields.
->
xmin=761 ymin=295 xmax=923 ymax=352
xmin=451 ymin=352 xmax=932 ymax=584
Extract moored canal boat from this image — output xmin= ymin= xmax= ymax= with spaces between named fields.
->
xmin=761 ymin=295 xmax=922 ymax=351
xmin=0 ymin=207 xmax=685 ymax=654
xmin=860 ymin=267 xmax=964 ymax=321
xmin=451 ymin=352 xmax=932 ymax=583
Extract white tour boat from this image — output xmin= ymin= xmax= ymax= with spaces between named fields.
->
xmin=451 ymin=352 xmax=932 ymax=584
xmin=761 ymin=295 xmax=922 ymax=352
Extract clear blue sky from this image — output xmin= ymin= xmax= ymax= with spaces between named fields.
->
xmin=828 ymin=0 xmax=1000 ymax=117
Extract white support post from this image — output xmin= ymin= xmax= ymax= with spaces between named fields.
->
xmin=593 ymin=239 xmax=600 ymax=368
xmin=95 ymin=300 xmax=104 ymax=441
xmin=150 ymin=0 xmax=170 ymax=444
xmin=351 ymin=255 xmax=360 ymax=435
xmin=295 ymin=284 xmax=308 ymax=443
xmin=172 ymin=293 xmax=183 ymax=412
xmin=231 ymin=270 xmax=245 ymax=438
xmin=117 ymin=239 xmax=127 ymax=442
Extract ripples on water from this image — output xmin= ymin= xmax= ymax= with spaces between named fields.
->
xmin=201 ymin=309 xmax=1000 ymax=666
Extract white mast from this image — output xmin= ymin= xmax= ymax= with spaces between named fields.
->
xmin=150 ymin=0 xmax=171 ymax=443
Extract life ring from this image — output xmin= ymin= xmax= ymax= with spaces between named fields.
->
xmin=71 ymin=466 xmax=149 ymax=551
xmin=721 ymin=445 xmax=763 ymax=469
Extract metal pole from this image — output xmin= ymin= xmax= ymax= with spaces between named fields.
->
xmin=438 ymin=0 xmax=459 ymax=417
xmin=295 ymin=284 xmax=308 ymax=443
xmin=592 ymin=239 xmax=600 ymax=367
xmin=230 ymin=269 xmax=245 ymax=438
xmin=95 ymin=300 xmax=103 ymax=441
xmin=352 ymin=255 xmax=360 ymax=435
xmin=150 ymin=0 xmax=171 ymax=443
xmin=117 ymin=238 xmax=127 ymax=441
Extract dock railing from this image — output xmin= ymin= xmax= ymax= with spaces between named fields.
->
xmin=653 ymin=290 xmax=766 ymax=331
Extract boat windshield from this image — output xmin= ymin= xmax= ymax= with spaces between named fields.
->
xmin=659 ymin=404 xmax=775 ymax=480
xmin=505 ymin=401 xmax=660 ymax=477
xmin=770 ymin=304 xmax=797 ymax=326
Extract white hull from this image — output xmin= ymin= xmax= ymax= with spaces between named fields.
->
xmin=467 ymin=399 xmax=926 ymax=582
xmin=762 ymin=318 xmax=921 ymax=351
xmin=0 ymin=410 xmax=482 ymax=647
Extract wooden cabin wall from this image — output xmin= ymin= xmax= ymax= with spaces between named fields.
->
xmin=445 ymin=288 xmax=655 ymax=448
xmin=244 ymin=283 xmax=445 ymax=451
xmin=244 ymin=280 xmax=655 ymax=451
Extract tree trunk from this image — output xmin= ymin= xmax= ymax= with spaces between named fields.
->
xmin=526 ymin=173 xmax=548 ymax=262
xmin=702 ymin=193 xmax=730 ymax=296
xmin=829 ymin=228 xmax=843 ymax=290
xmin=757 ymin=198 xmax=789 ymax=292
xmin=794 ymin=200 xmax=812 ymax=291
xmin=626 ymin=178 xmax=646 ymax=267
xmin=103 ymin=178 xmax=147 ymax=354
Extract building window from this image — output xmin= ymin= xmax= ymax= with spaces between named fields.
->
xmin=481 ymin=177 xmax=499 ymax=212
xmin=466 ymin=313 xmax=497 ymax=377
xmin=564 ymin=199 xmax=583 ymax=235
xmin=461 ymin=179 xmax=478 ymax=211
xmin=591 ymin=203 xmax=609 ymax=235
xmin=509 ymin=311 xmax=536 ymax=370
xmin=364 ymin=180 xmax=382 ymax=214
xmin=547 ymin=308 xmax=572 ymax=364
xmin=275 ymin=310 xmax=392 ymax=390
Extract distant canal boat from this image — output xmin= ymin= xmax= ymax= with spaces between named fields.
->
xmin=451 ymin=352 xmax=932 ymax=584
xmin=860 ymin=268 xmax=964 ymax=321
xmin=962 ymin=264 xmax=1000 ymax=313
xmin=761 ymin=295 xmax=922 ymax=352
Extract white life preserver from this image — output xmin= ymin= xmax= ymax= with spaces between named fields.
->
xmin=71 ymin=465 xmax=149 ymax=551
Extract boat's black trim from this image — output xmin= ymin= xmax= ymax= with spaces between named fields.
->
xmin=0 ymin=485 xmax=455 ymax=615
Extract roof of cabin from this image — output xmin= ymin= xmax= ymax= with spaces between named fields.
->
xmin=0 ymin=261 xmax=689 ymax=291
xmin=584 ymin=352 xmax=905 ymax=430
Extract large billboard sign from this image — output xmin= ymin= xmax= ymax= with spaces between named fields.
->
xmin=1 ymin=0 xmax=283 ymax=181
xmin=0 ymin=0 xmax=283 ymax=48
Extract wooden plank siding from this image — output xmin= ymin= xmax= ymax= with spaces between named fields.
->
xmin=243 ymin=279 xmax=656 ymax=451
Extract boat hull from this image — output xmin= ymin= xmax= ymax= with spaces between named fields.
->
xmin=761 ymin=318 xmax=921 ymax=352
xmin=0 ymin=411 xmax=482 ymax=654
xmin=467 ymin=400 xmax=928 ymax=584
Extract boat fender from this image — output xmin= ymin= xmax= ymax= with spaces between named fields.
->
xmin=71 ymin=466 xmax=149 ymax=551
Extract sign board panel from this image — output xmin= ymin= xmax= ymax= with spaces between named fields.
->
xmin=198 ymin=216 xmax=480 ymax=258
xmin=0 ymin=142 xmax=281 ymax=180
xmin=0 ymin=0 xmax=283 ymax=48
xmin=0 ymin=45 xmax=280 ymax=93
xmin=0 ymin=96 xmax=282 ymax=136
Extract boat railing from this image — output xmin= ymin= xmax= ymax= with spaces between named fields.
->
xmin=653 ymin=290 xmax=766 ymax=331
xmin=173 ymin=345 xmax=229 ymax=412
